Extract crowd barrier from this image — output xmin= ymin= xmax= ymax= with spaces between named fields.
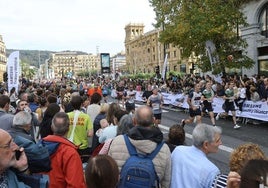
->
xmin=134 ymin=91 xmax=268 ymax=122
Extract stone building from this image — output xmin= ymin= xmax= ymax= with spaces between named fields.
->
xmin=125 ymin=0 xmax=268 ymax=77
xmin=241 ymin=0 xmax=268 ymax=76
xmin=48 ymin=51 xmax=100 ymax=78
xmin=124 ymin=23 xmax=190 ymax=76
xmin=0 ymin=35 xmax=7 ymax=82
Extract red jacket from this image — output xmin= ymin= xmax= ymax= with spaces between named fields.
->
xmin=43 ymin=135 xmax=86 ymax=188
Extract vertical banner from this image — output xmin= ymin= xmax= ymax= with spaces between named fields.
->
xmin=162 ymin=54 xmax=168 ymax=80
xmin=205 ymin=40 xmax=222 ymax=83
xmin=100 ymin=53 xmax=110 ymax=74
xmin=7 ymin=51 xmax=20 ymax=92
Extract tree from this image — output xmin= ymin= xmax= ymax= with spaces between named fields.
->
xmin=20 ymin=60 xmax=36 ymax=80
xmin=149 ymin=0 xmax=256 ymax=74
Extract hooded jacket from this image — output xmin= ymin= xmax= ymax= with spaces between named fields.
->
xmin=108 ymin=126 xmax=171 ymax=188
xmin=42 ymin=135 xmax=86 ymax=188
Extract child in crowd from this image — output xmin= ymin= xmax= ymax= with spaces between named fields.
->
xmin=96 ymin=119 xmax=109 ymax=137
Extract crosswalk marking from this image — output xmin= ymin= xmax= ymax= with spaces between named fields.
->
xmin=108 ymin=102 xmax=168 ymax=113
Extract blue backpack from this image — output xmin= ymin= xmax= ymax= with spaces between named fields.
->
xmin=118 ymin=134 xmax=164 ymax=188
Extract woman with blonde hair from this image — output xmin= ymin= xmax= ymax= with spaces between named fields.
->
xmin=212 ymin=143 xmax=266 ymax=187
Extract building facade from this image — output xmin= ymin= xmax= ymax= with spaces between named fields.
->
xmin=241 ymin=0 xmax=268 ymax=76
xmin=125 ymin=1 xmax=268 ymax=77
xmin=47 ymin=51 xmax=100 ymax=79
xmin=124 ymin=23 xmax=190 ymax=76
xmin=0 ymin=35 xmax=7 ymax=82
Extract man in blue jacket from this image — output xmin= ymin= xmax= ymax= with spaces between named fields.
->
xmin=0 ymin=128 xmax=29 ymax=187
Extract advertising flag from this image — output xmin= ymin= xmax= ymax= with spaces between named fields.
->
xmin=162 ymin=54 xmax=168 ymax=80
xmin=7 ymin=51 xmax=20 ymax=92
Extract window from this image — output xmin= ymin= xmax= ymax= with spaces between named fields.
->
xmin=259 ymin=3 xmax=268 ymax=38
xmin=180 ymin=64 xmax=186 ymax=73
xmin=259 ymin=59 xmax=268 ymax=76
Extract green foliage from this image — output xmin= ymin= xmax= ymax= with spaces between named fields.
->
xmin=6 ymin=49 xmax=53 ymax=67
xmin=124 ymin=73 xmax=154 ymax=80
xmin=149 ymin=0 xmax=256 ymax=74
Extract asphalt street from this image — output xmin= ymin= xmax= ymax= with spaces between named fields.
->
xmin=108 ymin=97 xmax=268 ymax=174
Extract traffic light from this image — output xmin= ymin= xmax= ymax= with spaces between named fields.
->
xmin=3 ymin=72 xmax=8 ymax=82
xmin=155 ymin=65 xmax=160 ymax=74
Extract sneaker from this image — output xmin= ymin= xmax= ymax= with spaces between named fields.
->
xmin=215 ymin=113 xmax=220 ymax=120
xmin=181 ymin=119 xmax=185 ymax=127
xmin=234 ymin=124 xmax=241 ymax=129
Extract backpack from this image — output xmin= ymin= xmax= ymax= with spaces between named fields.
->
xmin=118 ymin=134 xmax=164 ymax=188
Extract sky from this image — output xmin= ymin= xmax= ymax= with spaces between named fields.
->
xmin=0 ymin=0 xmax=156 ymax=55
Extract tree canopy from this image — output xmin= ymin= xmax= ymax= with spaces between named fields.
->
xmin=149 ymin=0 xmax=257 ymax=74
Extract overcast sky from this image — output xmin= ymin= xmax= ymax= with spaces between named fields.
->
xmin=0 ymin=0 xmax=156 ymax=55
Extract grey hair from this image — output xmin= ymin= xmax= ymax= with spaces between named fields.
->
xmin=192 ymin=124 xmax=222 ymax=148
xmin=13 ymin=111 xmax=32 ymax=127
xmin=117 ymin=114 xmax=134 ymax=135
xmin=51 ymin=112 xmax=70 ymax=136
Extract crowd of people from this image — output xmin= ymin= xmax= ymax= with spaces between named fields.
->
xmin=0 ymin=72 xmax=267 ymax=188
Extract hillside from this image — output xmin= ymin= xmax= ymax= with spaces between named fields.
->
xmin=6 ymin=49 xmax=88 ymax=67
xmin=6 ymin=49 xmax=53 ymax=67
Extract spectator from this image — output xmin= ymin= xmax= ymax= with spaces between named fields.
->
xmin=98 ymin=109 xmax=128 ymax=144
xmin=42 ymin=112 xmax=86 ymax=188
xmin=212 ymin=143 xmax=266 ymax=187
xmin=165 ymin=124 xmax=185 ymax=152
xmin=171 ymin=123 xmax=222 ymax=188
xmin=95 ymin=119 xmax=109 ymax=137
xmin=108 ymin=105 xmax=171 ymax=188
xmin=106 ymin=102 xmax=121 ymax=125
xmin=250 ymin=86 xmax=260 ymax=102
xmin=27 ymin=93 xmax=39 ymax=113
xmin=39 ymin=103 xmax=61 ymax=138
xmin=87 ymin=83 xmax=102 ymax=98
xmin=85 ymin=155 xmax=119 ymax=188
xmin=0 ymin=128 xmax=29 ymax=187
xmin=229 ymin=143 xmax=266 ymax=174
xmin=0 ymin=95 xmax=14 ymax=130
xmin=239 ymin=159 xmax=268 ymax=188
xmin=35 ymin=96 xmax=47 ymax=122
xmin=9 ymin=87 xmax=18 ymax=108
xmin=15 ymin=100 xmax=39 ymax=140
xmin=116 ymin=114 xmax=134 ymax=136
xmin=260 ymin=77 xmax=268 ymax=101
xmin=67 ymin=95 xmax=93 ymax=157
xmin=86 ymin=92 xmax=102 ymax=122
xmin=92 ymin=103 xmax=109 ymax=151
xmin=9 ymin=111 xmax=34 ymax=142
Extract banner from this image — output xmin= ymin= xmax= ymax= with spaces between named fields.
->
xmin=205 ymin=40 xmax=222 ymax=84
xmin=134 ymin=91 xmax=268 ymax=122
xmin=7 ymin=51 xmax=20 ymax=92
xmin=162 ymin=54 xmax=168 ymax=81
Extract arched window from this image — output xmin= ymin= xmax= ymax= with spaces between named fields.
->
xmin=259 ymin=3 xmax=268 ymax=38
